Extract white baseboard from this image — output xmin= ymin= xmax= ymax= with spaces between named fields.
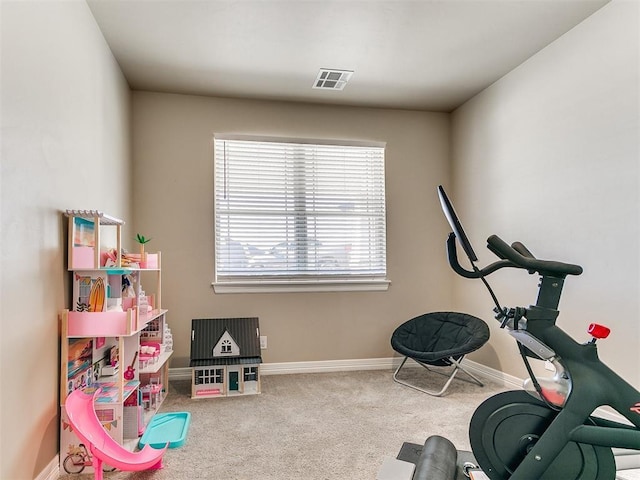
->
xmin=169 ymin=357 xmax=521 ymax=388
xmin=262 ymin=357 xmax=403 ymax=375
xmin=170 ymin=366 xmax=193 ymax=380
xmin=457 ymin=358 xmax=523 ymax=389
xmin=35 ymin=455 xmax=59 ymax=480
xmin=615 ymin=450 xmax=640 ymax=471
xmin=168 ymin=358 xmax=398 ymax=380
xmin=170 ymin=357 xmax=406 ymax=380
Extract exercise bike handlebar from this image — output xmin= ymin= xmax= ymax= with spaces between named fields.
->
xmin=486 ymin=234 xmax=583 ymax=278
xmin=446 ymin=233 xmax=511 ymax=278
xmin=446 ymin=233 xmax=583 ymax=278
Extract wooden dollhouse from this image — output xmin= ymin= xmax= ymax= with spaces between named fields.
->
xmin=190 ymin=317 xmax=262 ymax=398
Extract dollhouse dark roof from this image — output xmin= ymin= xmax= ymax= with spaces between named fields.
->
xmin=190 ymin=317 xmax=262 ymax=367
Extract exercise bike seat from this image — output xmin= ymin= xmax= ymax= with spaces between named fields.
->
xmin=413 ymin=435 xmax=458 ymax=480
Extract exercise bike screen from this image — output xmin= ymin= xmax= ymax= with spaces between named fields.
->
xmin=437 ymin=185 xmax=478 ymax=262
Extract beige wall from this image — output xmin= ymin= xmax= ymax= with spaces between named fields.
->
xmin=0 ymin=1 xmax=131 ymax=478
xmin=2 ymin=0 xmax=637 ymax=478
xmin=451 ymin=0 xmax=639 ymax=387
xmin=131 ymin=93 xmax=452 ymax=368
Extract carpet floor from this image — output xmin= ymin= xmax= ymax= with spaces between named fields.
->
xmin=58 ymin=368 xmax=508 ymax=480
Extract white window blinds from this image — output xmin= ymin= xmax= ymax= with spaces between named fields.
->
xmin=214 ymin=136 xmax=387 ymax=289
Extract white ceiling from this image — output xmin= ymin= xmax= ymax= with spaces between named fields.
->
xmin=87 ymin=0 xmax=610 ymax=112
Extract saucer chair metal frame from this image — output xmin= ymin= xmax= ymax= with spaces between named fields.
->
xmin=391 ymin=311 xmax=490 ymax=396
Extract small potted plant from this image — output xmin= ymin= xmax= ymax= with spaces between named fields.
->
xmin=136 ymin=234 xmax=152 ymax=267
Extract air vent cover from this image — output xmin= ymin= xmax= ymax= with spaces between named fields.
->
xmin=313 ymin=69 xmax=354 ymax=90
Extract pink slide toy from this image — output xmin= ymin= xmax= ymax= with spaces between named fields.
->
xmin=64 ymin=388 xmax=168 ymax=480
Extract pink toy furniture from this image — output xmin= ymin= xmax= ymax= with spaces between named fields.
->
xmin=139 ymin=341 xmax=161 ymax=368
xmin=140 ymin=377 xmax=163 ymax=410
xmin=64 ymin=388 xmax=167 ymax=480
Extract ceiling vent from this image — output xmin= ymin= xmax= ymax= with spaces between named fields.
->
xmin=313 ymin=69 xmax=354 ymax=91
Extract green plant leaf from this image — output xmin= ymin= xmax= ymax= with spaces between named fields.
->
xmin=136 ymin=234 xmax=151 ymax=244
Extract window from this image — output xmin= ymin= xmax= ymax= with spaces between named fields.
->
xmin=213 ymin=135 xmax=388 ymax=292
xmin=195 ymin=368 xmax=223 ymax=385
xmin=244 ymin=366 xmax=257 ymax=381
xmin=221 ymin=339 xmax=232 ymax=354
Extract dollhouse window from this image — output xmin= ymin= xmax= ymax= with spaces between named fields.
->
xmin=195 ymin=368 xmax=223 ymax=385
xmin=195 ymin=369 xmax=206 ymax=385
xmin=213 ymin=331 xmax=240 ymax=357
xmin=95 ymin=409 xmax=115 ymax=422
xmin=213 ymin=135 xmax=389 ymax=293
xmin=244 ymin=366 xmax=257 ymax=381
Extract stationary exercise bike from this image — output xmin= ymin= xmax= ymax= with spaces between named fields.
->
xmin=436 ymin=185 xmax=640 ymax=479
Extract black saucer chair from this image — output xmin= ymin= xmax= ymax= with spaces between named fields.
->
xmin=391 ymin=311 xmax=490 ymax=396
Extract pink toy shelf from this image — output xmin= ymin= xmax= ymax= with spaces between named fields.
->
xmin=71 ymin=246 xmax=99 ymax=270
xmin=72 ymin=248 xmax=159 ymax=270
xmin=122 ymin=253 xmax=159 ymax=270
xmin=63 ymin=309 xmax=168 ymax=338
xmin=66 ymin=311 xmax=137 ymax=337
xmin=61 ymin=210 xmax=173 ymax=479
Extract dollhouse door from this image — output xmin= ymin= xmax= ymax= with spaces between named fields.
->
xmin=229 ymin=371 xmax=239 ymax=391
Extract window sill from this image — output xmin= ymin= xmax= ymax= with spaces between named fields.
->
xmin=212 ymin=278 xmax=390 ymax=294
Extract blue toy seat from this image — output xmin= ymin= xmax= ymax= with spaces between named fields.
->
xmin=139 ymin=412 xmax=191 ymax=449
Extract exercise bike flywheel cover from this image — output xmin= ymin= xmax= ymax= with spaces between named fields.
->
xmin=469 ymin=390 xmax=615 ymax=480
